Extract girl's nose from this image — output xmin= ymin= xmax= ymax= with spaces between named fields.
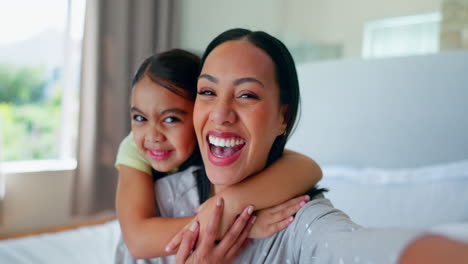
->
xmin=145 ymin=128 xmax=166 ymax=144
xmin=209 ymin=100 xmax=237 ymax=126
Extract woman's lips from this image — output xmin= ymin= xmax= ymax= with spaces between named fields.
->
xmin=206 ymin=131 xmax=246 ymax=166
xmin=147 ymin=149 xmax=173 ymax=160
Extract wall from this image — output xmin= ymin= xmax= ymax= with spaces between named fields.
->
xmin=176 ymin=0 xmax=283 ymax=52
xmin=283 ymin=0 xmax=441 ymax=57
xmin=175 ymin=0 xmax=442 ymax=59
xmin=286 ymin=50 xmax=468 ymax=168
xmin=0 ymin=170 xmax=75 ymax=235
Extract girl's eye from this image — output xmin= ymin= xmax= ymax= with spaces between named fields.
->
xmin=197 ymin=89 xmax=215 ymax=96
xmin=239 ymin=93 xmax=259 ymax=100
xmin=164 ymin=116 xmax=181 ymax=123
xmin=133 ymin=114 xmax=146 ymax=122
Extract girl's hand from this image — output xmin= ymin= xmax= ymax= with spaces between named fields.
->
xmin=249 ymin=195 xmax=310 ymax=239
xmin=175 ymin=198 xmax=255 ymax=264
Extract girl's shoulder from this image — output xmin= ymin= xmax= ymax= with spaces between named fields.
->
xmin=155 ymin=166 xmax=201 ymax=196
xmin=154 ymin=166 xmax=201 ymax=217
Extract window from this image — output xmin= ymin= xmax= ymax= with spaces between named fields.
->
xmin=362 ymin=13 xmax=441 ymax=58
xmin=0 ymin=0 xmax=85 ymax=172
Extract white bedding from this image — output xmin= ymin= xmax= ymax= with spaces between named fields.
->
xmin=0 ymin=220 xmax=121 ymax=264
xmin=320 ymin=160 xmax=468 ymax=228
xmin=1 ymin=161 xmax=468 ymax=264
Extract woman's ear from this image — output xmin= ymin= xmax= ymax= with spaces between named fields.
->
xmin=277 ymin=104 xmax=289 ymax=136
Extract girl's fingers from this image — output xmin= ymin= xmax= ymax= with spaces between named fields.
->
xmin=270 ymin=195 xmax=309 ymax=214
xmin=199 ymin=197 xmax=224 ymax=249
xmin=175 ymin=222 xmax=199 ymax=264
xmin=225 ymin=215 xmax=256 ymax=261
xmin=166 ymin=226 xmax=185 ymax=253
xmin=273 ymin=198 xmax=305 ymax=222
xmin=267 ymin=215 xmax=294 ymax=236
xmin=217 ymin=205 xmax=255 ymax=251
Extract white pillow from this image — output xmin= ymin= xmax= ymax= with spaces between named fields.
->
xmin=319 ymin=160 xmax=468 ymax=228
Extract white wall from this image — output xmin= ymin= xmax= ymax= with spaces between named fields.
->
xmin=176 ymin=0 xmax=442 ymax=58
xmin=283 ymin=0 xmax=441 ymax=57
xmin=287 ymin=50 xmax=468 ymax=168
xmin=0 ymin=170 xmax=75 ymax=235
xmin=176 ymin=0 xmax=283 ymax=53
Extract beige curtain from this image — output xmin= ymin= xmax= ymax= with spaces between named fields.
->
xmin=72 ymin=0 xmax=179 ymax=216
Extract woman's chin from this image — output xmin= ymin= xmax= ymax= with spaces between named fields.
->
xmin=206 ymin=169 xmax=243 ymax=188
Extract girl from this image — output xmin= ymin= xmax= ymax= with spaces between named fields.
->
xmin=115 ymin=49 xmax=322 ymax=261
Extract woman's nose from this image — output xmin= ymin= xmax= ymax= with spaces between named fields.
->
xmin=210 ymin=100 xmax=237 ymax=126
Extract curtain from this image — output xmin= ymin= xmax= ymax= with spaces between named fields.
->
xmin=72 ymin=0 xmax=178 ymax=216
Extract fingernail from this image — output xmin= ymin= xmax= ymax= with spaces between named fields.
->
xmin=165 ymin=246 xmax=171 ymax=252
xmin=216 ymin=197 xmax=223 ymax=207
xmin=289 ymin=216 xmax=294 ymax=222
xmin=190 ymin=221 xmax=198 ymax=232
xmin=251 ymin=216 xmax=257 ymax=224
xmin=299 ymin=201 xmax=306 ymax=207
xmin=305 ymin=195 xmax=310 ymax=201
xmin=247 ymin=205 xmax=254 ymax=215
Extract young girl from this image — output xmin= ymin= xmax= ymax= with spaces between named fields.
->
xmin=115 ymin=49 xmax=322 ymax=260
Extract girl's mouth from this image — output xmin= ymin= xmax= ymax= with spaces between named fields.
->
xmin=207 ymin=131 xmax=246 ymax=166
xmin=147 ymin=149 xmax=173 ymax=160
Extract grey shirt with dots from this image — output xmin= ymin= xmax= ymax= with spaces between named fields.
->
xmin=115 ymin=166 xmax=423 ymax=264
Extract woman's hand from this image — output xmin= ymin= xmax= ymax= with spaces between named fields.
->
xmin=175 ymin=198 xmax=255 ymax=264
xmin=249 ymin=195 xmax=310 ymax=239
xmin=166 ymin=196 xmax=237 ymax=252
xmin=166 ymin=194 xmax=310 ymax=252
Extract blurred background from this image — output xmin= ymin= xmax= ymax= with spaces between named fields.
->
xmin=0 ymin=0 xmax=467 ymax=236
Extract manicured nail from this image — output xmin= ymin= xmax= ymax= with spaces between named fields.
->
xmin=251 ymin=216 xmax=257 ymax=224
xmin=216 ymin=197 xmax=223 ymax=207
xmin=247 ymin=205 xmax=254 ymax=215
xmin=304 ymin=195 xmax=310 ymax=201
xmin=165 ymin=246 xmax=171 ymax=252
xmin=299 ymin=201 xmax=306 ymax=207
xmin=288 ymin=216 xmax=294 ymax=222
xmin=190 ymin=221 xmax=198 ymax=232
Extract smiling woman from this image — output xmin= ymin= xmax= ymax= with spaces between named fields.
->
xmin=195 ymin=40 xmax=287 ymax=190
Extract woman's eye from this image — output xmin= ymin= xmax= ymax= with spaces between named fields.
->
xmin=197 ymin=90 xmax=215 ymax=96
xmin=164 ymin=116 xmax=181 ymax=123
xmin=239 ymin=93 xmax=259 ymax=100
xmin=133 ymin=115 xmax=146 ymax=122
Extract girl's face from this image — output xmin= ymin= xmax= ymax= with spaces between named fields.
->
xmin=194 ymin=40 xmax=287 ymax=192
xmin=131 ymin=76 xmax=196 ymax=172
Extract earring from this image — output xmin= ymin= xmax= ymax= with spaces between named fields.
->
xmin=279 ymin=128 xmax=287 ymax=136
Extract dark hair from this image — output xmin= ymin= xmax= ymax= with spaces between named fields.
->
xmin=131 ymin=49 xmax=203 ymax=180
xmin=132 ymin=49 xmax=200 ymax=101
xmin=200 ymin=28 xmax=300 ymax=167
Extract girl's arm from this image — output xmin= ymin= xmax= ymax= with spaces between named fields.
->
xmin=116 ymin=165 xmax=194 ymax=259
xmin=189 ymin=149 xmax=322 ymax=240
xmin=219 ymin=149 xmax=322 ymax=212
xmin=115 ymin=133 xmax=194 ymax=258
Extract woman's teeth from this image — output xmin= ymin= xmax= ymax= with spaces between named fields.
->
xmin=208 ymin=135 xmax=245 ymax=147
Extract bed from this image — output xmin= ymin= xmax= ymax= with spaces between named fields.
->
xmin=1 ymin=51 xmax=467 ymax=263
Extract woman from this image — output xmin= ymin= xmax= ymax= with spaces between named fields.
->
xmin=173 ymin=28 xmax=468 ymax=263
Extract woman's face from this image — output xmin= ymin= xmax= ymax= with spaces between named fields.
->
xmin=194 ymin=40 xmax=287 ymax=191
xmin=131 ymin=76 xmax=196 ymax=172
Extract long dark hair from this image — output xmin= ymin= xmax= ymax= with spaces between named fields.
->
xmin=132 ymin=49 xmax=203 ymax=180
xmin=197 ymin=29 xmax=324 ymax=203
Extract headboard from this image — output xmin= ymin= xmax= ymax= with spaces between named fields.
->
xmin=287 ymin=50 xmax=468 ymax=168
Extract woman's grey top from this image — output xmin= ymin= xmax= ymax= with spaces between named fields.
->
xmin=115 ymin=166 xmax=423 ymax=264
